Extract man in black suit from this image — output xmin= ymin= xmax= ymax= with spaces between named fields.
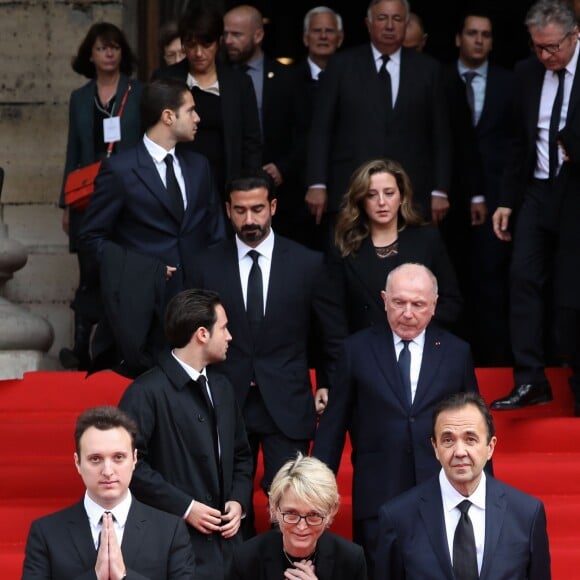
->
xmin=306 ymin=0 xmax=452 ymax=248
xmin=375 ymin=392 xmax=550 ymax=580
xmin=79 ymin=79 xmax=225 ymax=374
xmin=223 ymin=4 xmax=304 ymax=241
xmin=190 ymin=172 xmax=345 ymax=530
xmin=491 ymin=0 xmax=580 ymax=413
xmin=442 ymin=10 xmax=514 ymax=365
xmin=22 ymin=406 xmax=194 ymax=579
xmin=292 ymin=6 xmax=344 ymax=249
xmin=312 ymin=263 xmax=478 ymax=576
xmin=118 ymin=289 xmax=253 ymax=580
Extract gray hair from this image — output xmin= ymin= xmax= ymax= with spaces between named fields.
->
xmin=367 ymin=0 xmax=411 ymax=22
xmin=304 ymin=6 xmax=343 ymax=33
xmin=525 ymin=0 xmax=577 ymax=34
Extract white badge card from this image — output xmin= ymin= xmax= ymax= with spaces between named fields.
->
xmin=103 ymin=116 xmax=121 ymax=143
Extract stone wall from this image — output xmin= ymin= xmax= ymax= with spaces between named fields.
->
xmin=0 ymin=0 xmax=133 ymax=363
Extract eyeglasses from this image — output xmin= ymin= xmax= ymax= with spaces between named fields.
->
xmin=278 ymin=509 xmax=326 ymax=526
xmin=531 ymin=32 xmax=572 ymax=55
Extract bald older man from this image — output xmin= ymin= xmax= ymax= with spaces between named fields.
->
xmin=223 ymin=5 xmax=303 ymax=241
xmin=313 ymin=263 xmax=479 ymax=575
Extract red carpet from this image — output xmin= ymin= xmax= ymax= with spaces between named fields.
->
xmin=0 ymin=368 xmax=577 ymax=578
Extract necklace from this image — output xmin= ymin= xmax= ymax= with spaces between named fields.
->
xmin=283 ymin=548 xmax=317 ymax=567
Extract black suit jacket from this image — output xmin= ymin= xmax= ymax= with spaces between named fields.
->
xmin=312 ymin=323 xmax=478 ymax=520
xmin=79 ymin=142 xmax=225 ymax=297
xmin=22 ymin=498 xmax=194 ymax=579
xmin=191 ymin=235 xmax=346 ymax=440
xmin=231 ymin=529 xmax=367 ymax=580
xmin=307 ymin=44 xmax=452 ymax=214
xmin=118 ymin=351 xmax=253 ymax=580
xmin=375 ymin=475 xmax=551 ymax=580
xmin=153 ymin=60 xmax=262 ymax=185
xmin=329 ymin=225 xmax=462 ymax=333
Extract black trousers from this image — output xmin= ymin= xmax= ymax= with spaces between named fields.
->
xmin=509 ymin=179 xmax=559 ymax=384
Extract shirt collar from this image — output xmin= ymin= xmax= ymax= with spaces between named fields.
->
xmin=245 ymin=52 xmax=264 ymax=72
xmin=186 ymin=73 xmax=220 ymax=96
xmin=171 ymin=350 xmax=206 ymax=382
xmin=457 ymin=59 xmax=488 ymax=80
xmin=392 ymin=329 xmax=426 ymax=349
xmin=370 ymin=43 xmax=401 ymax=66
xmin=84 ymin=489 xmax=132 ymax=527
xmin=563 ymin=35 xmax=580 ymax=77
xmin=143 ymin=133 xmax=175 ymax=163
xmin=235 ymin=229 xmax=275 ymax=261
xmin=439 ymin=468 xmax=487 ymax=512
xmin=307 ymin=57 xmax=323 ymax=80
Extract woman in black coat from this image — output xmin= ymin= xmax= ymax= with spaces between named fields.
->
xmin=330 ymin=158 xmax=462 ymax=333
xmin=231 ymin=454 xmax=366 ymax=580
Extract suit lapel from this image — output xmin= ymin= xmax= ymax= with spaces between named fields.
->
xmin=67 ymin=501 xmax=98 ymax=569
xmin=134 ymin=142 xmax=182 ymax=224
xmin=263 ymin=236 xmax=287 ymax=326
xmin=418 ymin=482 xmax=455 ymax=578
xmin=564 ymin=52 xmax=580 ymax=124
xmin=120 ymin=500 xmax=147 ymax=569
xmin=369 ymin=325 xmax=409 ymax=409
xmin=415 ymin=325 xmax=445 ymax=407
xmin=315 ymin=533 xmax=336 ymax=578
xmin=479 ymin=478 xmax=507 ymax=579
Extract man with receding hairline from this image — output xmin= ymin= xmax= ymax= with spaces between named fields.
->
xmin=375 ymin=392 xmax=550 ymax=579
xmin=313 ymin=263 xmax=478 ymax=575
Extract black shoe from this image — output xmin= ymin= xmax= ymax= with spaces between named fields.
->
xmin=490 ymin=382 xmax=553 ymax=410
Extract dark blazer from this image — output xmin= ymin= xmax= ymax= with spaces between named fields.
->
xmin=153 ymin=59 xmax=262 ymax=185
xmin=312 ymin=322 xmax=478 ymax=520
xmin=190 ymin=235 xmax=346 ymax=441
xmin=78 ymin=142 xmax=225 ymax=297
xmin=375 ymin=475 xmax=551 ymax=580
xmin=329 ymin=225 xmax=462 ymax=333
xmin=22 ymin=497 xmax=194 ymax=579
xmin=60 ymin=75 xmax=143 ymax=249
xmin=118 ymin=350 xmax=254 ymax=580
xmin=307 ymin=44 xmax=452 ymax=214
xmin=231 ymin=529 xmax=367 ymax=580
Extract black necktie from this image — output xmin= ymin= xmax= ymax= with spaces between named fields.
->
xmin=378 ymin=54 xmax=393 ymax=112
xmin=246 ymin=250 xmax=264 ymax=337
xmin=549 ymin=68 xmax=566 ymax=178
xmin=196 ymin=375 xmax=224 ymax=507
xmin=164 ymin=154 xmax=184 ymax=221
xmin=463 ymin=71 xmax=477 ymax=126
xmin=453 ymin=500 xmax=479 ymax=580
xmin=398 ymin=340 xmax=412 ymax=405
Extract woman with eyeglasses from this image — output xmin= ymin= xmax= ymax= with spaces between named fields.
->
xmin=58 ymin=22 xmax=143 ymax=371
xmin=231 ymin=453 xmax=366 ymax=580
xmin=330 ymin=158 xmax=462 ymax=334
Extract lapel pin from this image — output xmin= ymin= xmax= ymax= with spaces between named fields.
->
xmin=435 ymin=340 xmax=441 ymax=347
xmin=267 ymin=71 xmax=274 ymax=79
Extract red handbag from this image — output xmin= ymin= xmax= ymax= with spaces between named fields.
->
xmin=64 ymin=84 xmax=131 ymax=210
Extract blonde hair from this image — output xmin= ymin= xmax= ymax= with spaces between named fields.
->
xmin=268 ymin=453 xmax=339 ymax=525
xmin=335 ymin=158 xmax=424 ymax=257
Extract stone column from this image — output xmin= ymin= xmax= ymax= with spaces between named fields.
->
xmin=0 ymin=167 xmax=54 ymax=379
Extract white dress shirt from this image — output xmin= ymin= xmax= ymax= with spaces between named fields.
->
xmin=535 ymin=38 xmax=579 ymax=179
xmin=440 ymin=469 xmax=486 ymax=574
xmin=186 ymin=73 xmax=220 ymax=96
xmin=392 ymin=330 xmax=425 ymax=403
xmin=143 ymin=134 xmax=187 ymax=208
xmin=307 ymin=57 xmax=323 ymax=81
xmin=84 ymin=490 xmax=131 ymax=549
xmin=371 ymin=43 xmax=401 ymax=106
xmin=235 ymin=230 xmax=275 ymax=314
